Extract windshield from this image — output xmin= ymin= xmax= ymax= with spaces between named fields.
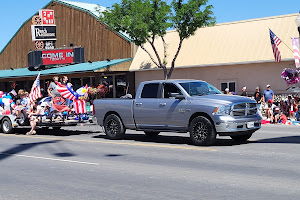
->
xmin=179 ymin=81 xmax=221 ymax=96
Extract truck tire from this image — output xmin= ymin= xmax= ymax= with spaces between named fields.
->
xmin=189 ymin=116 xmax=216 ymax=146
xmin=1 ymin=118 xmax=13 ymax=134
xmin=230 ymin=130 xmax=254 ymax=142
xmin=144 ymin=131 xmax=160 ymax=137
xmin=19 ymin=111 xmax=30 ymax=126
xmin=104 ymin=114 xmax=125 ymax=140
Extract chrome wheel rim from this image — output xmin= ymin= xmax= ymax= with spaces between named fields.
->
xmin=107 ymin=119 xmax=119 ymax=135
xmin=192 ymin=122 xmax=208 ymax=141
xmin=3 ymin=121 xmax=10 ymax=132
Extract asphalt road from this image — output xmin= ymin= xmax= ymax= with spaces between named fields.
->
xmin=0 ymin=124 xmax=300 ymax=200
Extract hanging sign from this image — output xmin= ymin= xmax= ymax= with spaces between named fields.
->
xmin=39 ymin=9 xmax=55 ymax=25
xmin=31 ymin=25 xmax=57 ymax=41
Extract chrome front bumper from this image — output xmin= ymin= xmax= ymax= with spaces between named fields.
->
xmin=214 ymin=115 xmax=261 ymax=134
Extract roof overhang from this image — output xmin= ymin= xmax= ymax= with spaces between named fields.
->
xmin=0 ymin=58 xmax=132 ymax=79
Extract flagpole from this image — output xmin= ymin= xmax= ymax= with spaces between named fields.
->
xmin=281 ymin=39 xmax=294 ymax=53
xmin=268 ymin=27 xmax=294 ymax=53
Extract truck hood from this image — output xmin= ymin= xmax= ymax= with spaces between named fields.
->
xmin=191 ymin=94 xmax=256 ymax=106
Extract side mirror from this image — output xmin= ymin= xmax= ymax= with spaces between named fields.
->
xmin=169 ymin=92 xmax=185 ymax=100
xmin=175 ymin=94 xmax=185 ymax=100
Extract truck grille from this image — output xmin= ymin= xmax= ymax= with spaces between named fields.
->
xmin=231 ymin=103 xmax=257 ymax=117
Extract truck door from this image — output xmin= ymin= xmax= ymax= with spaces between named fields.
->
xmin=156 ymin=83 xmax=187 ymax=130
xmin=134 ymin=83 xmax=161 ymax=129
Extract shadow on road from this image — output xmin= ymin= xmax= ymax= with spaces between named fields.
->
xmin=0 ymin=140 xmax=60 ymax=162
xmin=251 ymin=136 xmax=300 ymax=144
xmin=14 ymin=128 xmax=101 ymax=137
xmin=93 ymin=133 xmax=246 ymax=146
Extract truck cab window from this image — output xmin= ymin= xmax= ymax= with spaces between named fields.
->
xmin=163 ymin=84 xmax=182 ymax=98
xmin=141 ymin=83 xmax=159 ymax=98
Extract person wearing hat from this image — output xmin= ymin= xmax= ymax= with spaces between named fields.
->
xmin=241 ymin=86 xmax=248 ymax=96
xmin=224 ymin=88 xmax=232 ymax=95
xmin=272 ymin=106 xmax=281 ymax=124
xmin=262 ymin=84 xmax=274 ymax=103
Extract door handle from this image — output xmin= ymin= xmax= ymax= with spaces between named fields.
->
xmin=136 ymin=103 xmax=142 ymax=106
xmin=159 ymin=103 xmax=167 ymax=106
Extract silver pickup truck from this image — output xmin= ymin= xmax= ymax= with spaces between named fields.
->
xmin=94 ymin=80 xmax=261 ymax=146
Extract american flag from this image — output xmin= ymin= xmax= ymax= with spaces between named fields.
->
xmin=73 ymin=100 xmax=87 ymax=114
xmin=29 ymin=72 xmax=42 ymax=103
xmin=269 ymin=29 xmax=281 ymax=62
xmin=56 ymin=82 xmax=77 ymax=100
xmin=291 ymin=37 xmax=299 ymax=68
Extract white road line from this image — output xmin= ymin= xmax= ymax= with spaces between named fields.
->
xmin=0 ymin=153 xmax=100 ymax=166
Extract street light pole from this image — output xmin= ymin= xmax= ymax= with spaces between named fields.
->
xmin=296 ymin=12 xmax=300 ymax=44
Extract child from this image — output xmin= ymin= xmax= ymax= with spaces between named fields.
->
xmin=13 ymin=99 xmax=23 ymax=117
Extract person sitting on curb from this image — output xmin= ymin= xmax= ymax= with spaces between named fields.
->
xmin=265 ymin=99 xmax=275 ymax=120
xmin=272 ymin=107 xmax=281 ymax=124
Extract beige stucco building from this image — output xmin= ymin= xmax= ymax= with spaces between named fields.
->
xmin=130 ymin=13 xmax=299 ymax=95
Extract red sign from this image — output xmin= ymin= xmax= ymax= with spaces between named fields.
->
xmin=39 ymin=9 xmax=55 ymax=25
xmin=42 ymin=49 xmax=74 ymax=65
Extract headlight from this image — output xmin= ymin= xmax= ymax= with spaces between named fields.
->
xmin=213 ymin=105 xmax=231 ymax=116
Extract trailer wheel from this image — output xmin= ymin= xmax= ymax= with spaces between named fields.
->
xmin=1 ymin=118 xmax=13 ymax=134
xmin=104 ymin=114 xmax=125 ymax=140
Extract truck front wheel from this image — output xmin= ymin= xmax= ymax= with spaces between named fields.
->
xmin=104 ymin=114 xmax=125 ymax=140
xmin=189 ymin=116 xmax=216 ymax=146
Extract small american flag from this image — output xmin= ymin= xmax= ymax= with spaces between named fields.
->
xmin=291 ymin=37 xmax=299 ymax=68
xmin=269 ymin=29 xmax=281 ymax=62
xmin=29 ymin=72 xmax=42 ymax=103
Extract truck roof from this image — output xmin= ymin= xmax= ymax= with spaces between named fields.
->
xmin=141 ymin=79 xmax=206 ymax=84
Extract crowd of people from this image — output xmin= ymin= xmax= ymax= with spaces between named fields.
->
xmin=225 ymin=84 xmax=300 ymax=123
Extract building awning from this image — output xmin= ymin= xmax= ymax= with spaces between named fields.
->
xmin=0 ymin=58 xmax=132 ymax=79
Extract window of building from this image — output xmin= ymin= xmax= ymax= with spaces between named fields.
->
xmin=116 ymin=75 xmax=127 ymax=98
xmin=83 ymin=77 xmax=90 ymax=86
xmin=141 ymin=83 xmax=159 ymax=98
xmin=221 ymin=81 xmax=235 ymax=93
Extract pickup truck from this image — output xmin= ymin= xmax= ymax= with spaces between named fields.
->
xmin=94 ymin=80 xmax=261 ymax=146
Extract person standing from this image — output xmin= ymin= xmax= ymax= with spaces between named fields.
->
xmin=61 ymin=76 xmax=72 ymax=107
xmin=262 ymin=84 xmax=274 ymax=103
xmin=47 ymin=76 xmax=61 ymax=98
xmin=241 ymin=86 xmax=248 ymax=96
xmin=254 ymin=86 xmax=263 ymax=116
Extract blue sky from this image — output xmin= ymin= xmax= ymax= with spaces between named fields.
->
xmin=0 ymin=0 xmax=299 ymax=51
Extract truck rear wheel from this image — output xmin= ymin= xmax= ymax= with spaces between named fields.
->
xmin=1 ymin=118 xmax=13 ymax=134
xmin=189 ymin=116 xmax=216 ymax=146
xmin=144 ymin=131 xmax=160 ymax=137
xmin=104 ymin=114 xmax=125 ymax=140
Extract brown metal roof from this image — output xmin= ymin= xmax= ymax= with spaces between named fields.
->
xmin=130 ymin=13 xmax=299 ymax=71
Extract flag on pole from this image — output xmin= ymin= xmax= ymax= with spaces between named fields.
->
xmin=29 ymin=72 xmax=42 ymax=103
xmin=269 ymin=29 xmax=282 ymax=62
xmin=291 ymin=37 xmax=299 ymax=68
